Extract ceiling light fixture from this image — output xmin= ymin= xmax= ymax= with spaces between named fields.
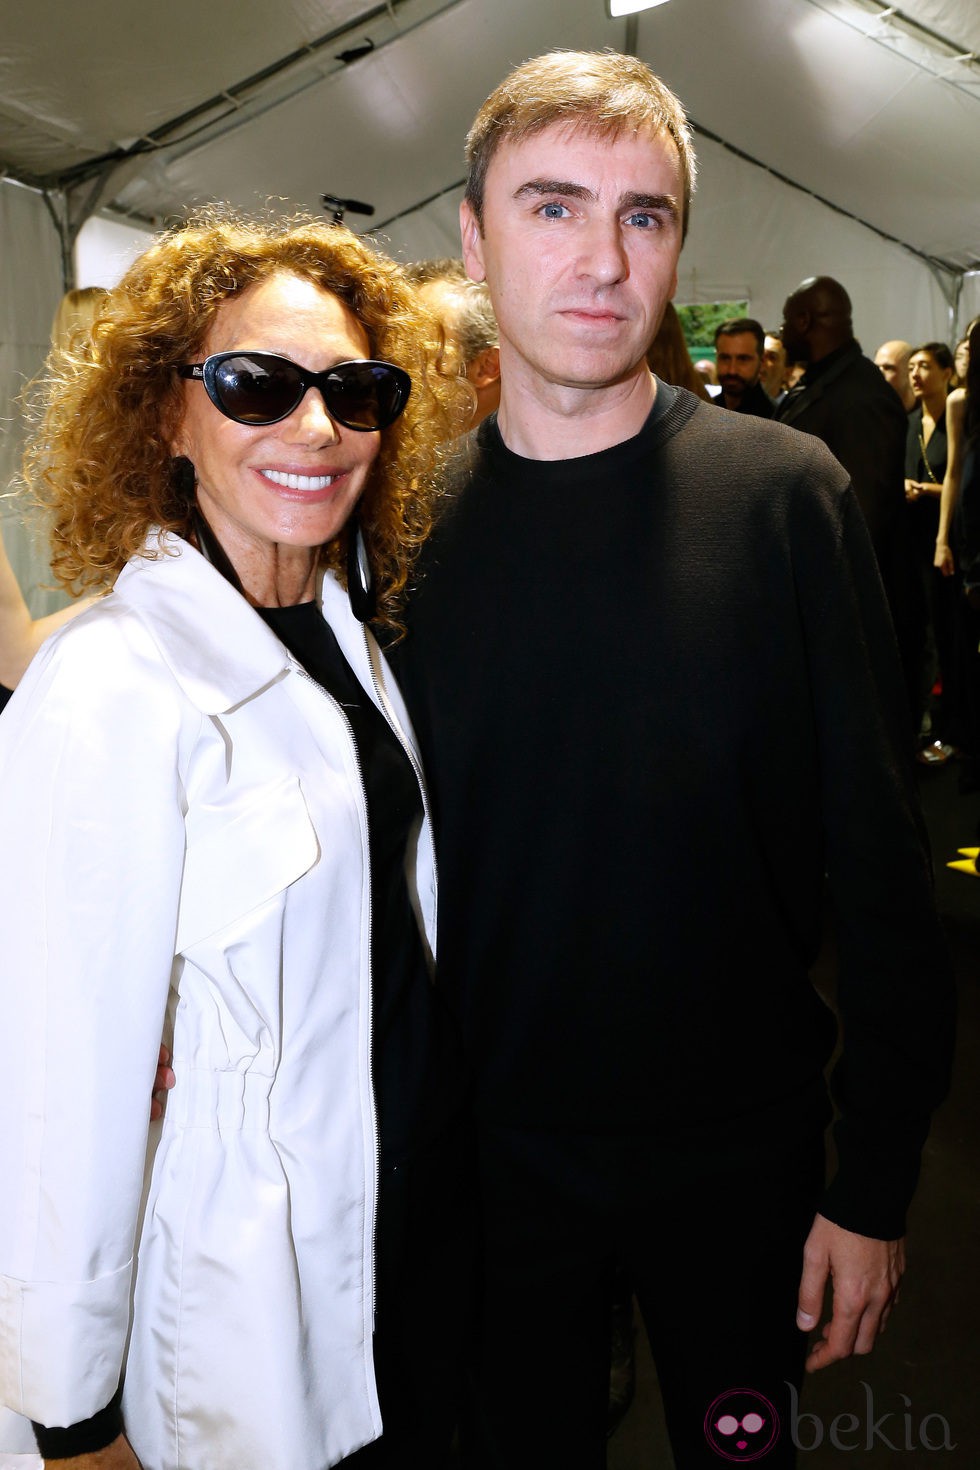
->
xmin=606 ymin=0 xmax=672 ymax=16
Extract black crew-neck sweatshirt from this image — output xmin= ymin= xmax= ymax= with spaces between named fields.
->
xmin=389 ymin=385 xmax=954 ymax=1241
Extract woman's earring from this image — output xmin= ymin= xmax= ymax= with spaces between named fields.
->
xmin=169 ymin=455 xmax=196 ymax=501
xmin=347 ymin=517 xmax=376 ymax=623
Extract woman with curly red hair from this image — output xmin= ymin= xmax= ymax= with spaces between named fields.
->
xmin=0 ymin=212 xmax=470 ymax=1470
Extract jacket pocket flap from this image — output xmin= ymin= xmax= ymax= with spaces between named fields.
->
xmin=176 ymin=777 xmax=318 ymax=953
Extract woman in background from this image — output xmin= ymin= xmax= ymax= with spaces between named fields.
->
xmin=646 ymin=301 xmax=710 ymax=400
xmin=935 ymin=321 xmax=980 ymax=792
xmin=0 ymin=287 xmax=106 ymax=700
xmin=0 ymin=531 xmax=86 ymax=692
xmin=952 ymin=335 xmax=970 ymax=390
xmin=904 ymin=342 xmax=954 ymax=759
xmin=49 ymin=284 xmax=109 ymax=350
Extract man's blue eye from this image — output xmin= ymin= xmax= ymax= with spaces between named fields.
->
xmin=626 ymin=212 xmax=655 ymax=228
xmin=541 ymin=202 xmax=568 ymax=220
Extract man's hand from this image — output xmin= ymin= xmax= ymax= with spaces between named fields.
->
xmin=43 ymin=1433 xmax=142 ymax=1469
xmin=796 ymin=1213 xmax=905 ymax=1372
xmin=150 ymin=1043 xmax=175 ymax=1122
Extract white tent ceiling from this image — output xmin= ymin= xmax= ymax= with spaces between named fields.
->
xmin=2 ymin=0 xmax=979 ymax=276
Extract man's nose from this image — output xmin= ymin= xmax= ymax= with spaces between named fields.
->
xmin=578 ymin=217 xmax=629 ymax=285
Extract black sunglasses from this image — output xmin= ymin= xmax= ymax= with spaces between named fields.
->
xmin=177 ymin=352 xmax=411 ymax=431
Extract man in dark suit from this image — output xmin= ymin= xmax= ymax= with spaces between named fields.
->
xmin=778 ymin=277 xmax=907 ymax=558
xmin=778 ymin=276 xmax=915 ymax=725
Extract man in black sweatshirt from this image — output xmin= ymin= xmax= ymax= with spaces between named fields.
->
xmin=390 ymin=50 xmax=954 ymax=1470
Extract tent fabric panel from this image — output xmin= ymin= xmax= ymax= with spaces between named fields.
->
xmin=678 ymin=136 xmax=956 ymax=350
xmin=0 ymin=0 xmax=371 ymax=177
xmin=0 ymin=0 xmax=975 ymax=272
xmin=106 ymin=0 xmax=614 ymax=229
xmin=0 ymin=181 xmax=68 ymax=619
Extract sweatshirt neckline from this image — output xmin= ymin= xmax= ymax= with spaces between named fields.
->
xmin=478 ymin=378 xmax=694 ymax=478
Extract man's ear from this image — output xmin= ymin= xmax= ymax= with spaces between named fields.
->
xmin=467 ymin=345 xmax=500 ymax=390
xmin=460 ymin=199 xmax=487 ymax=284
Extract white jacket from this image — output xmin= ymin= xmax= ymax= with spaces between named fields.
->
xmin=0 ymin=533 xmax=436 ymax=1469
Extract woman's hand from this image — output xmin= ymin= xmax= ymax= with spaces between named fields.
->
xmin=934 ymin=541 xmax=955 ymax=576
xmin=44 ymin=1434 xmax=142 ymax=1469
xmin=150 ymin=1043 xmax=175 ymax=1121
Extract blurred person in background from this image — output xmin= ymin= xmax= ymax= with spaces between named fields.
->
xmin=647 ymin=301 xmax=709 ymax=400
xmin=761 ymin=329 xmax=788 ymax=403
xmin=0 ymin=287 xmax=107 ymax=706
xmin=713 ymin=317 xmax=775 ymax=418
xmin=780 ymin=277 xmax=916 ymax=729
xmin=952 ymin=336 xmax=969 ymax=390
xmin=935 ymin=320 xmax=980 ymax=793
xmin=406 ymin=258 xmax=501 ymax=429
xmin=693 ymin=356 xmax=718 ymax=394
xmin=904 ymin=343 xmax=955 ymax=761
xmin=875 ymin=339 xmax=916 ymax=413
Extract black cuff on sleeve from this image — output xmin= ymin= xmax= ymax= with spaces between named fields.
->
xmin=819 ymin=1114 xmax=932 ymax=1240
xmin=32 ymin=1385 xmax=123 ymax=1460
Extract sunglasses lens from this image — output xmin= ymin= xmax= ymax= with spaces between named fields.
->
xmin=213 ymin=355 xmax=302 ymax=424
xmin=326 ymin=363 xmax=408 ymax=430
xmin=203 ymin=354 xmax=409 ymax=429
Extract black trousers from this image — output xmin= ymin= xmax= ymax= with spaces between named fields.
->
xmin=341 ymin=1118 xmax=476 ymax=1467
xmin=460 ymin=1123 xmax=825 ymax=1470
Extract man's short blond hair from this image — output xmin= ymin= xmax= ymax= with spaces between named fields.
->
xmin=464 ymin=49 xmax=696 ymax=241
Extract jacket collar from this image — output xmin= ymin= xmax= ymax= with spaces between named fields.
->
xmin=113 ymin=530 xmax=291 ymax=714
xmin=799 ymin=338 xmax=862 ymax=388
xmin=777 ymin=341 xmax=863 ymax=428
xmin=114 ymin=531 xmax=403 ymax=738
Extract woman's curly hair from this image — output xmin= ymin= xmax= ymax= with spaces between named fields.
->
xmin=22 ymin=208 xmax=469 ymax=633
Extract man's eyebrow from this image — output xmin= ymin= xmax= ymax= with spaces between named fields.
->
xmin=620 ymin=192 xmax=680 ymax=219
xmin=513 ymin=181 xmax=679 ymax=220
xmin=514 ymin=179 xmax=596 ymax=203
